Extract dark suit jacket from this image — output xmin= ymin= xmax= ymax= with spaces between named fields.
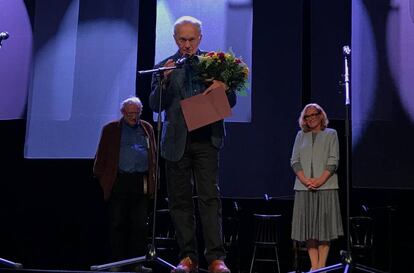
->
xmin=149 ymin=51 xmax=237 ymax=162
xmin=93 ymin=119 xmax=156 ymax=200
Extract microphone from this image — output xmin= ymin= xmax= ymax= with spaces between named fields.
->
xmin=342 ymin=45 xmax=351 ymax=56
xmin=0 ymin=31 xmax=9 ymax=40
xmin=362 ymin=204 xmax=369 ymax=213
xmin=175 ymin=54 xmax=190 ymax=67
xmin=233 ymin=201 xmax=239 ymax=212
xmin=342 ymin=45 xmax=351 ymax=105
xmin=0 ymin=31 xmax=9 ymax=48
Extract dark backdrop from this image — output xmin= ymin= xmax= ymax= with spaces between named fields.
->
xmin=1 ymin=1 xmax=414 ymax=272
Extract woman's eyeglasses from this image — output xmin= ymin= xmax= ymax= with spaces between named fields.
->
xmin=304 ymin=112 xmax=320 ymax=121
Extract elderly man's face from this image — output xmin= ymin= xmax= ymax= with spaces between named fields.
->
xmin=122 ymin=104 xmax=141 ymax=126
xmin=174 ymin=23 xmax=202 ymax=56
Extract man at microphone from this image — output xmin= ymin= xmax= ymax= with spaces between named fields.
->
xmin=149 ymin=16 xmax=236 ymax=273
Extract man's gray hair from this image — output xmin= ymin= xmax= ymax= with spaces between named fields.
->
xmin=120 ymin=96 xmax=143 ymax=112
xmin=173 ymin=16 xmax=202 ymax=35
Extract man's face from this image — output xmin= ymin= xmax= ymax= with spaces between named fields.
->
xmin=122 ymin=104 xmax=141 ymax=126
xmin=174 ymin=23 xmax=202 ymax=56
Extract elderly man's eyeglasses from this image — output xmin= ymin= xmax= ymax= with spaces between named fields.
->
xmin=125 ymin=111 xmax=139 ymax=116
xmin=304 ymin=112 xmax=321 ymax=121
xmin=177 ymin=37 xmax=200 ymax=45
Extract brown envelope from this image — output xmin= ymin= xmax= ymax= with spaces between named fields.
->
xmin=180 ymin=86 xmax=232 ymax=132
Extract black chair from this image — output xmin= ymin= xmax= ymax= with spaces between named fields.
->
xmin=292 ymin=240 xmax=309 ymax=272
xmin=349 ymin=216 xmax=374 ymax=265
xmin=147 ymin=209 xmax=177 ymax=258
xmin=249 ymin=214 xmax=282 ymax=273
xmin=222 ymin=201 xmax=241 ymax=273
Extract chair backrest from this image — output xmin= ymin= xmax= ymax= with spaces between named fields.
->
xmin=146 ymin=208 xmax=177 ymax=258
xmin=349 ymin=216 xmax=374 ymax=249
xmin=223 ymin=215 xmax=239 ymax=248
xmin=223 ymin=201 xmax=241 ymax=248
xmin=150 ymin=209 xmax=175 ymax=239
xmin=252 ymin=214 xmax=282 ymax=245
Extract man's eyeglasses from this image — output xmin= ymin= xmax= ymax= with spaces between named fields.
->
xmin=125 ymin=111 xmax=139 ymax=116
xmin=304 ymin=112 xmax=320 ymax=120
xmin=177 ymin=37 xmax=200 ymax=45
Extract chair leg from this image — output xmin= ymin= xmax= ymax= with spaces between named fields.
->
xmin=249 ymin=245 xmax=257 ymax=273
xmin=293 ymin=242 xmax=299 ymax=272
xmin=274 ymin=246 xmax=281 ymax=273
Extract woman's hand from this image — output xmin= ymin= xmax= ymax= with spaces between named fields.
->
xmin=307 ymin=178 xmax=323 ymax=190
xmin=308 ymin=171 xmax=330 ymax=190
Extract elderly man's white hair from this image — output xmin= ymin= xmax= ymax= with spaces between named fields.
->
xmin=120 ymin=96 xmax=143 ymax=112
xmin=173 ymin=16 xmax=202 ymax=35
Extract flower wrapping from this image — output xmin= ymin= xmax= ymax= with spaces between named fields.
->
xmin=192 ymin=50 xmax=249 ymax=96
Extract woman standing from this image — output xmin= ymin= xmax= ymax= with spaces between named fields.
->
xmin=290 ymin=103 xmax=344 ymax=271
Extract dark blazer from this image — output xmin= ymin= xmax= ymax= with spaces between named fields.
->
xmin=93 ymin=119 xmax=156 ymax=200
xmin=149 ymin=51 xmax=237 ymax=162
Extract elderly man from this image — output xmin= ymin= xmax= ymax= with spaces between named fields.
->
xmin=149 ymin=16 xmax=235 ymax=273
xmin=94 ymin=96 xmax=156 ymax=273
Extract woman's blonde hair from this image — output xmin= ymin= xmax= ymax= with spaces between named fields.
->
xmin=298 ymin=103 xmax=329 ymax=132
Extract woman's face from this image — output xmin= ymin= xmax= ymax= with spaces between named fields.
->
xmin=304 ymin=106 xmax=322 ymax=131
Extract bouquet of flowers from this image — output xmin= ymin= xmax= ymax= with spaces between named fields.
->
xmin=192 ymin=50 xmax=249 ymax=95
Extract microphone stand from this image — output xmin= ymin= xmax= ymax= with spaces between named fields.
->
xmin=343 ymin=45 xmax=351 ymax=255
xmin=0 ymin=30 xmax=22 ymax=270
xmin=288 ymin=46 xmax=386 ymax=273
xmin=0 ymin=257 xmax=23 ymax=269
xmin=90 ymin=65 xmax=181 ymax=272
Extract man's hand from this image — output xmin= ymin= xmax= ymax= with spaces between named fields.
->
xmin=163 ymin=59 xmax=175 ymax=78
xmin=203 ymin=80 xmax=229 ymax=95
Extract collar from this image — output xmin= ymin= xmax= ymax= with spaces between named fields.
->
xmin=121 ymin=118 xmax=141 ymax=129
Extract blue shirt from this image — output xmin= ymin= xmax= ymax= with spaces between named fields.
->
xmin=184 ymin=58 xmax=205 ymax=98
xmin=118 ymin=121 xmax=148 ymax=173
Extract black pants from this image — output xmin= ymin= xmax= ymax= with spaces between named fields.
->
xmin=165 ymin=141 xmax=225 ymax=264
xmin=108 ymin=172 xmax=149 ymax=261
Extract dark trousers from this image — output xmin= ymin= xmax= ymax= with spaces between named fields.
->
xmin=108 ymin=172 xmax=149 ymax=261
xmin=165 ymin=141 xmax=225 ymax=264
